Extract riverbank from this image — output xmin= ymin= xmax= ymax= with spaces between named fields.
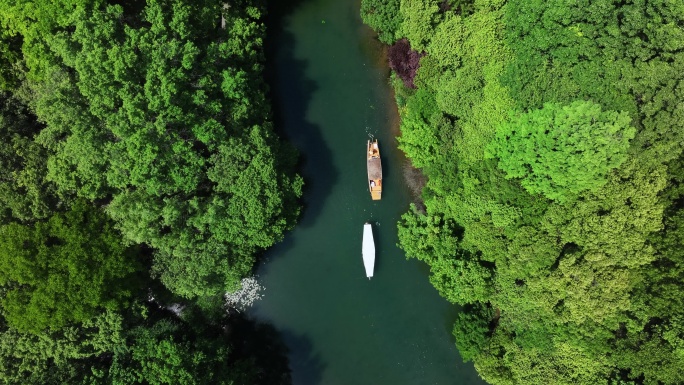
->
xmin=251 ymin=0 xmax=485 ymax=383
xmin=359 ymin=20 xmax=427 ymax=211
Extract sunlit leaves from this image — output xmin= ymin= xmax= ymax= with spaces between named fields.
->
xmin=361 ymin=0 xmax=402 ymax=44
xmin=0 ymin=0 xmax=297 ymax=383
xmin=399 ymin=205 xmax=493 ymax=304
xmin=6 ymin=0 xmax=303 ymax=299
xmin=0 ymin=201 xmax=138 ymax=333
xmin=374 ymin=0 xmax=684 ymax=383
xmin=488 ymin=100 xmax=635 ymax=202
xmin=396 ymin=0 xmax=440 ymax=51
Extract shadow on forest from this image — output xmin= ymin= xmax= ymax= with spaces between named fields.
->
xmin=265 ymin=0 xmax=338 ymax=231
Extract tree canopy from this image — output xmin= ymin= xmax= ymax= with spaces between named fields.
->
xmin=487 ymin=100 xmax=635 ymax=202
xmin=0 ymin=0 xmax=299 ymax=383
xmin=365 ymin=0 xmax=684 ymax=383
xmin=0 ymin=200 xmax=139 ymax=333
xmin=1 ymin=0 xmax=302 ymax=299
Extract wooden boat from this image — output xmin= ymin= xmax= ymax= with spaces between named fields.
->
xmin=367 ymin=139 xmax=382 ymax=200
xmin=362 ymin=223 xmax=375 ymax=279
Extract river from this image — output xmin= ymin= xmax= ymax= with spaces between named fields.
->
xmin=251 ymin=0 xmax=487 ymax=384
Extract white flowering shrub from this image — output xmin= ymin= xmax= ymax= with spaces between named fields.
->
xmin=225 ymin=276 xmax=264 ymax=312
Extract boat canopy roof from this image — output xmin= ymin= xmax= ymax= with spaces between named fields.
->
xmin=367 ymin=158 xmax=382 ymax=180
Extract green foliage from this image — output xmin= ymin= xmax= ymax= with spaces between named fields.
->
xmin=0 ymin=200 xmax=139 ymax=333
xmin=396 ymin=86 xmax=444 ymax=170
xmin=500 ymin=0 xmax=684 ymax=165
xmin=452 ymin=304 xmax=492 ymax=362
xmin=106 ymin=123 xmax=302 ymax=298
xmin=612 ymin=322 xmax=684 ymax=385
xmin=413 ymin=6 xmax=514 ymax=164
xmin=0 ymin=310 xmax=126 ymax=384
xmin=399 ymin=205 xmax=493 ymax=304
xmin=488 ymin=100 xmax=635 ymax=202
xmin=396 ymin=0 xmax=440 ymax=51
xmin=0 ymin=31 xmax=21 ymax=90
xmin=610 ymin=163 xmax=684 ymax=384
xmin=0 ymin=0 xmax=298 ymax=383
xmin=0 ymin=92 xmax=57 ymax=221
xmin=2 ymin=0 xmax=303 ymax=299
xmin=361 ymin=0 xmax=402 ymax=44
xmin=477 ymin=331 xmax=612 ymax=385
xmin=103 ymin=312 xmax=291 ymax=385
xmin=109 ymin=319 xmax=232 ymax=385
xmin=29 ymin=69 xmax=112 ymax=199
xmin=369 ymin=0 xmax=684 ymax=383
xmin=0 ymin=305 xmax=290 ymax=385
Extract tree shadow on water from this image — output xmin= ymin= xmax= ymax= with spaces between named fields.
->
xmin=379 ymin=150 xmax=392 ymax=188
xmin=279 ymin=329 xmax=326 ymax=385
xmin=230 ymin=315 xmax=294 ymax=384
xmin=265 ymin=0 xmax=338 ymax=230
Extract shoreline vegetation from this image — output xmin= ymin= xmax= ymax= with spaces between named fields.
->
xmin=1 ymin=0 xmax=683 ymax=383
xmin=362 ymin=0 xmax=684 ymax=384
xmin=363 ymin=28 xmax=428 ymax=211
xmin=0 ymin=0 xmax=298 ymax=383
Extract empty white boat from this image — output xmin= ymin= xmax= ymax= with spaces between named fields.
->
xmin=362 ymin=223 xmax=375 ymax=279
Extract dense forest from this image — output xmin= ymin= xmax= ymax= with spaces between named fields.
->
xmin=0 ymin=0 xmax=298 ymax=383
xmin=2 ymin=0 xmax=683 ymax=382
xmin=362 ymin=0 xmax=684 ymax=384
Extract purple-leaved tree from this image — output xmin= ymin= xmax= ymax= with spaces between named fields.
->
xmin=388 ymin=39 xmax=422 ymax=89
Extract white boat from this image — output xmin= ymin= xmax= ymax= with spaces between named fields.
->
xmin=362 ymin=223 xmax=375 ymax=279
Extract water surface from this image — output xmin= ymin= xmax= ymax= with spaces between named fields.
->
xmin=253 ymin=1 xmax=487 ymax=384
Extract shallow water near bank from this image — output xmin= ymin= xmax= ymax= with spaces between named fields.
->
xmin=251 ymin=0 xmax=487 ymax=384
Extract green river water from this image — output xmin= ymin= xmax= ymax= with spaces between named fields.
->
xmin=251 ymin=0 xmax=487 ymax=384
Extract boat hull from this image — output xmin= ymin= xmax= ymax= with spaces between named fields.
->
xmin=362 ymin=223 xmax=375 ymax=279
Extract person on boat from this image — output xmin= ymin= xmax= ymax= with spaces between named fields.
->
xmin=370 ymin=180 xmax=376 ymax=187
